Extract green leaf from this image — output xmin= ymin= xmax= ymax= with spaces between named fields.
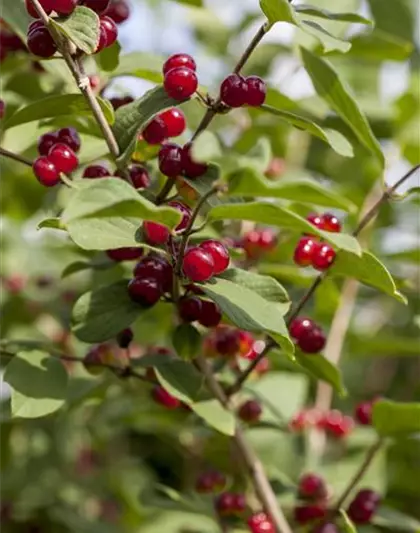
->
xmin=260 ymin=105 xmax=354 ymax=157
xmin=330 ymin=250 xmax=407 ymax=304
xmin=339 ymin=511 xmax=358 ymax=533
xmin=0 ymin=0 xmax=31 ymax=41
xmin=260 ymin=0 xmax=300 ymax=26
xmin=227 ymin=167 xmax=355 ymax=211
xmin=107 ymin=52 xmax=164 ymax=83
xmin=95 ymin=41 xmax=121 ymax=72
xmin=295 ymin=351 xmax=346 ymax=395
xmin=347 ymin=29 xmax=414 ymax=61
xmin=72 ymin=280 xmax=142 ymax=342
xmin=172 ymin=324 xmax=202 ymax=360
xmin=4 ymin=351 xmax=68 ymax=418
xmin=373 ymin=507 xmax=420 ymax=532
xmin=373 ymin=400 xmax=420 ymax=437
xmin=50 ymin=6 xmax=100 ymax=54
xmin=113 ymin=86 xmax=189 ymax=165
xmin=155 ymin=360 xmax=204 ymax=404
xmin=295 ymin=5 xmax=373 ymax=25
xmin=37 ymin=218 xmax=66 ymax=231
xmin=298 ymin=20 xmax=351 ymax=53
xmin=169 ymin=0 xmax=203 ymax=6
xmin=5 ymin=94 xmax=114 ymax=129
xmin=199 ymin=277 xmax=294 ymax=357
xmin=300 ymin=47 xmax=384 ymax=166
xmin=190 ymin=399 xmax=235 ymax=436
xmin=208 ymin=202 xmax=362 ymax=256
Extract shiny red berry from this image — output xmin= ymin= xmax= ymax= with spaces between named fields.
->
xmin=152 ymin=385 xmax=180 ymax=409
xmin=220 ymin=74 xmax=248 ymax=108
xmin=128 ymin=165 xmax=150 ymax=189
xmin=168 ymin=200 xmax=192 ymax=231
xmin=294 ymin=236 xmax=316 ymax=267
xmin=133 ymin=256 xmax=173 ymax=293
xmin=82 ymin=0 xmax=111 ymax=13
xmin=198 ymin=300 xmax=222 ymax=328
xmin=54 ymin=0 xmax=78 ymax=15
xmin=158 ymin=143 xmax=183 ymax=177
xmin=128 ymin=277 xmax=162 ymax=306
xmin=311 ymin=243 xmax=336 ymax=271
xmin=199 ymin=240 xmax=230 ymax=274
xmin=178 ymin=296 xmax=202 ymax=322
xmin=106 ymin=247 xmax=143 ymax=261
xmin=116 ymin=327 xmax=133 ymax=348
xmin=248 ymin=512 xmax=275 ymax=533
xmin=181 ymin=142 xmax=208 ymax=178
xmin=33 ymin=156 xmax=60 ymax=187
xmin=307 ymin=213 xmax=324 ymax=230
xmin=182 ymin=247 xmax=214 ymax=282
xmin=83 ymin=164 xmax=110 ymax=179
xmin=38 ymin=132 xmax=58 ymax=156
xmin=245 ymin=76 xmax=266 ymax=106
xmin=143 ymin=221 xmax=170 ymax=245
xmin=355 ymin=401 xmax=374 ymax=425
xmin=27 ymin=28 xmax=57 ymax=58
xmin=48 ymin=143 xmax=79 ymax=173
xmin=160 ymin=107 xmax=186 ymax=137
xmin=163 ymin=53 xmax=196 ymax=75
xmin=103 ymin=0 xmax=130 ymax=23
xmin=97 ymin=15 xmax=118 ymax=51
xmin=195 ymin=470 xmax=226 ymax=493
xmin=164 ymin=67 xmax=198 ymax=100
xmin=298 ymin=473 xmax=328 ymax=501
xmin=238 ymin=399 xmax=262 ymax=423
xmin=294 ymin=504 xmax=327 ymax=524
xmin=57 ymin=127 xmax=81 ymax=152
xmin=321 ymin=213 xmax=341 ymax=233
xmin=26 ymin=0 xmax=53 ymax=17
xmin=297 ymin=325 xmax=326 ymax=354
xmin=142 ymin=116 xmax=168 ymax=145
xmin=347 ymin=490 xmax=381 ymax=524
xmin=289 ymin=317 xmax=315 ymax=341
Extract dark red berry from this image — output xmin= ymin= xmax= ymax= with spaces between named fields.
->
xmin=195 ymin=470 xmax=226 ymax=493
xmin=116 ymin=328 xmax=133 ymax=348
xmin=163 ymin=53 xmax=196 ymax=75
xmin=294 ymin=236 xmax=317 ymax=267
xmin=152 ymin=385 xmax=180 ymax=409
xmin=127 ymin=278 xmax=162 ymax=306
xmin=178 ymin=296 xmax=202 ymax=322
xmin=245 ymin=76 xmax=266 ymax=106
xmin=26 ymin=0 xmax=53 ymax=17
xmin=54 ymin=0 xmax=78 ymax=15
xmin=164 ymin=67 xmax=198 ymax=100
xmin=183 ymin=247 xmax=214 ymax=282
xmin=33 ymin=156 xmax=60 ymax=187
xmin=248 ymin=512 xmax=275 ymax=533
xmin=103 ymin=0 xmax=130 ymax=23
xmin=0 ymin=100 xmax=4 ymax=119
xmin=83 ymin=164 xmax=110 ymax=179
xmin=142 ymin=116 xmax=168 ymax=145
xmin=48 ymin=143 xmax=78 ymax=173
xmin=215 ymin=493 xmax=246 ymax=516
xmin=143 ymin=221 xmax=170 ymax=245
xmin=97 ymin=15 xmax=118 ymax=51
xmin=27 ymin=28 xmax=57 ymax=58
xmin=128 ymin=165 xmax=150 ymax=189
xmin=294 ymin=504 xmax=327 ymax=524
xmin=238 ymin=399 xmax=262 ymax=423
xmin=198 ymin=300 xmax=222 ymax=328
xmin=133 ymin=256 xmax=173 ymax=293
xmin=38 ymin=132 xmax=58 ymax=156
xmin=106 ymin=247 xmax=143 ymax=261
xmin=57 ymin=127 xmax=81 ymax=153
xmin=220 ymin=74 xmax=248 ymax=108
xmin=312 ymin=243 xmax=336 ymax=271
xmin=27 ymin=19 xmax=45 ymax=36
xmin=199 ymin=240 xmax=230 ymax=274
xmin=289 ymin=317 xmax=315 ymax=341
xmin=160 ymin=107 xmax=186 ymax=137
xmin=158 ymin=143 xmax=183 ymax=177
xmin=307 ymin=213 xmax=324 ymax=231
xmin=311 ymin=523 xmax=339 ymax=533
xmin=214 ymin=327 xmax=240 ymax=356
xmin=347 ymin=490 xmax=381 ymax=524
xmin=355 ymin=401 xmax=374 ymax=426
xmin=168 ymin=201 xmax=192 ymax=231
xmin=321 ymin=213 xmax=341 ymax=233
xmin=181 ymin=142 xmax=208 ymax=178
xmin=297 ymin=326 xmax=326 ymax=354
xmin=298 ymin=473 xmax=328 ymax=501
xmin=81 ymin=0 xmax=111 ymax=13
xmin=83 ymin=346 xmax=105 ymax=374
xmin=110 ymin=96 xmax=133 ymax=109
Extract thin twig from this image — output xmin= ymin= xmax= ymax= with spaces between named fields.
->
xmin=156 ymin=177 xmax=176 ymax=205
xmin=0 ymin=147 xmax=32 ymax=167
xmin=234 ymin=24 xmax=268 ymax=74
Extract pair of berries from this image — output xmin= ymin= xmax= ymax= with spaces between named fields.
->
xmin=289 ymin=408 xmax=354 ymax=438
xmin=27 ymin=19 xmax=57 ymax=58
xmin=220 ymin=73 xmax=267 ymax=108
xmin=128 ymin=255 xmax=173 ymax=307
xmin=195 ymin=470 xmax=226 ymax=493
xmin=204 ymin=327 xmax=256 ymax=359
xmin=347 ymin=489 xmax=381 ymax=524
xmin=163 ymin=53 xmax=198 ymax=101
xmin=178 ymin=296 xmax=222 ymax=328
xmin=237 ymin=399 xmax=262 ymax=423
xmin=143 ymin=107 xmax=186 ymax=145
xmin=143 ymin=201 xmax=192 ymax=246
xmin=289 ymin=317 xmax=326 ymax=354
xmin=215 ymin=492 xmax=246 ymax=516
xmin=248 ymin=512 xmax=274 ymax=533
xmin=83 ymin=164 xmax=150 ymax=189
xmin=152 ymin=385 xmax=180 ymax=409
xmin=242 ymin=229 xmax=277 ymax=260
xmin=158 ymin=142 xmax=208 ymax=179
xmin=298 ymin=473 xmax=328 ymax=502
xmin=183 ymin=240 xmax=230 ymax=282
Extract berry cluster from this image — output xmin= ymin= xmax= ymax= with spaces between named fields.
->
xmin=163 ymin=53 xmax=198 ymax=101
xmin=143 ymin=107 xmax=186 ymax=144
xmin=33 ymin=127 xmax=81 ymax=186
xmin=82 ymin=163 xmax=151 ymax=189
xmin=183 ymin=239 xmax=230 ymax=282
xmin=178 ymin=296 xmax=222 ymax=328
xmin=195 ymin=470 xmax=226 ymax=493
xmin=242 ymin=229 xmax=277 ymax=260
xmin=248 ymin=512 xmax=275 ymax=533
xmin=220 ymin=73 xmax=266 ymax=108
xmin=128 ymin=254 xmax=173 ymax=307
xmin=215 ymin=492 xmax=246 ymax=516
xmin=294 ymin=213 xmax=341 ymax=271
xmin=294 ymin=473 xmax=330 ymax=529
xmin=289 ymin=408 xmax=354 ymax=439
xmin=143 ymin=200 xmax=192 ymax=245
xmin=289 ymin=316 xmax=326 ymax=354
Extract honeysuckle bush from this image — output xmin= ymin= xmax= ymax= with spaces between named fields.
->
xmin=0 ymin=0 xmax=419 ymax=532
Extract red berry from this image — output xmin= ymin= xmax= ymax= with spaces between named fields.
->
xmin=182 ymin=247 xmax=214 ymax=282
xmin=54 ymin=0 xmax=78 ymax=15
xmin=128 ymin=165 xmax=150 ymax=189
xmin=143 ymin=221 xmax=170 ymax=245
xmin=0 ymin=100 xmax=5 ymax=119
xmin=294 ymin=504 xmax=327 ymax=524
xmin=242 ymin=230 xmax=262 ymax=259
xmin=289 ymin=409 xmax=322 ymax=432
xmin=195 ymin=470 xmax=226 ymax=493
xmin=158 ymin=143 xmax=183 ymax=177
xmin=311 ymin=523 xmax=339 ymax=533
xmin=110 ymin=96 xmax=133 ymax=109
xmin=152 ymin=385 xmax=180 ymax=409
xmin=323 ymin=410 xmax=354 ymax=438
xmin=142 ymin=116 xmax=168 ymax=145
xmin=88 ymin=75 xmax=101 ymax=90
xmin=32 ymin=156 xmax=60 ymax=187
xmin=355 ymin=401 xmax=374 ymax=426
xmin=238 ymin=399 xmax=262 ymax=423
xmin=306 ymin=213 xmax=324 ymax=230
xmin=297 ymin=325 xmax=326 ymax=354
xmin=27 ymin=19 xmax=45 ymax=36
xmin=199 ymin=240 xmax=230 ymax=274
xmin=38 ymin=132 xmax=58 ymax=156
xmin=57 ymin=127 xmax=81 ymax=153
xmin=103 ymin=0 xmax=130 ymax=23
xmin=164 ymin=67 xmax=198 ymax=100
xmin=198 ymin=300 xmax=222 ymax=328
xmin=159 ymin=107 xmax=186 ymax=137
xmin=82 ymin=0 xmax=111 ymax=13
xmin=133 ymin=256 xmax=173 ymax=293
xmin=220 ymin=74 xmax=248 ymax=108
xmin=26 ymin=0 xmax=53 ymax=17
xmin=83 ymin=164 xmax=110 ymax=179
xmin=214 ymin=327 xmax=240 ymax=356
xmin=97 ymin=15 xmax=118 ymax=51
xmin=289 ymin=317 xmax=315 ymax=341
xmin=215 ymin=493 xmax=246 ymax=516
xmin=311 ymin=243 xmax=336 ymax=271
xmin=347 ymin=490 xmax=381 ymax=524
xmin=258 ymin=229 xmax=277 ymax=250
xmin=248 ymin=512 xmax=275 ymax=533
xmin=163 ymin=53 xmax=196 ymax=75
xmin=127 ymin=278 xmax=162 ymax=306
xmin=298 ymin=473 xmax=328 ymax=501
xmin=321 ymin=213 xmax=341 ymax=233
xmin=245 ymin=76 xmax=266 ymax=106
xmin=48 ymin=143 xmax=79 ymax=173
xmin=354 ymin=489 xmax=381 ymax=506
xmin=27 ymin=28 xmax=57 ymax=58
xmin=178 ymin=296 xmax=202 ymax=322
xmin=294 ymin=236 xmax=316 ymax=267
xmin=116 ymin=328 xmax=133 ymax=348
xmin=106 ymin=247 xmax=143 ymax=261
xmin=181 ymin=142 xmax=208 ymax=178
xmin=168 ymin=201 xmax=192 ymax=231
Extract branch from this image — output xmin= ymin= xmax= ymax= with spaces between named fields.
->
xmin=0 ymin=147 xmax=32 ymax=167
xmin=233 ymin=24 xmax=268 ymax=74
xmin=196 ymin=355 xmax=293 ymax=533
